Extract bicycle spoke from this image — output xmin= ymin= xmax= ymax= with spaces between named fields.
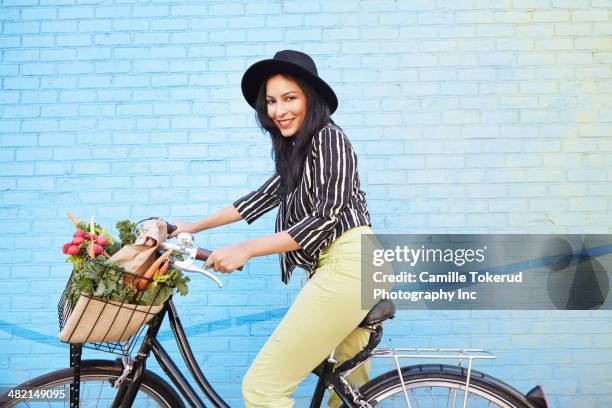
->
xmin=367 ymin=375 xmax=525 ymax=408
xmin=411 ymin=388 xmax=421 ymax=408
xmin=429 ymin=386 xmax=437 ymax=408
xmin=95 ymin=378 xmax=104 ymax=408
xmin=4 ymin=373 xmax=177 ymax=408
xmin=393 ymin=393 xmax=400 ymax=408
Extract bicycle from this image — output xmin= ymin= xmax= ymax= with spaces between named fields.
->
xmin=0 ymin=224 xmax=549 ymax=408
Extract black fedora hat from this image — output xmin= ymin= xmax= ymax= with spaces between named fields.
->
xmin=241 ymin=50 xmax=338 ymax=114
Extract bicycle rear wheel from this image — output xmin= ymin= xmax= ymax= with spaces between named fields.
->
xmin=1 ymin=359 xmax=184 ymax=408
xmin=355 ymin=364 xmax=535 ymax=408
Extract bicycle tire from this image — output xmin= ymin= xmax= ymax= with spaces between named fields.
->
xmin=0 ymin=359 xmax=185 ymax=408
xmin=349 ymin=364 xmax=537 ymax=408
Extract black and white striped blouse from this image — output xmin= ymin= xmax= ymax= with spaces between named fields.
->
xmin=233 ymin=123 xmax=371 ymax=284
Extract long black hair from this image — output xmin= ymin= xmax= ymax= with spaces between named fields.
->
xmin=254 ymin=73 xmax=337 ymax=196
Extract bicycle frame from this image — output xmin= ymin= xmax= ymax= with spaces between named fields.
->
xmin=107 ymin=297 xmax=358 ymax=408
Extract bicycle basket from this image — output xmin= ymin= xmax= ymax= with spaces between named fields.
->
xmin=57 ymin=258 xmax=166 ymax=355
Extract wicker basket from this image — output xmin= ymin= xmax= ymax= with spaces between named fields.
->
xmin=57 ymin=259 xmax=166 ymax=355
xmin=59 ymin=295 xmax=162 ymax=343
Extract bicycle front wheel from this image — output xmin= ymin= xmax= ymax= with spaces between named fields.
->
xmin=1 ymin=359 xmax=184 ymax=408
xmin=357 ymin=364 xmax=535 ymax=408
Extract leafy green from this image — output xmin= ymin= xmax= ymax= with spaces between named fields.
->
xmin=66 ymin=256 xmax=189 ymax=307
xmin=66 ymin=257 xmax=137 ymax=306
xmin=137 ymin=266 xmax=190 ymax=306
xmin=138 ymin=284 xmax=171 ymax=306
xmin=116 ymin=219 xmax=140 ymax=246
xmin=106 ymin=241 xmax=122 ymax=257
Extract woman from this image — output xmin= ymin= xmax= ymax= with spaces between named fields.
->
xmin=171 ymin=50 xmax=374 ymax=407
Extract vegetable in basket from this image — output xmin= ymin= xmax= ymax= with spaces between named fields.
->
xmin=62 ymin=214 xmax=189 ymax=307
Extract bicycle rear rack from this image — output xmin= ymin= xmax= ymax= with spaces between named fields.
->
xmin=370 ymin=348 xmax=496 ymax=408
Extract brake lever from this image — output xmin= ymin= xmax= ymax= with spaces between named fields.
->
xmin=159 ymin=235 xmax=224 ymax=288
xmin=176 ymin=261 xmax=223 ymax=288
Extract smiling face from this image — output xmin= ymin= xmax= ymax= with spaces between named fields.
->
xmin=265 ymin=74 xmax=307 ymax=138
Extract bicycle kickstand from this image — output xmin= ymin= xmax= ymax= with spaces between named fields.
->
xmin=69 ymin=343 xmax=83 ymax=408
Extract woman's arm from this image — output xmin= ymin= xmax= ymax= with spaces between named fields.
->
xmin=192 ymin=204 xmax=243 ymax=232
xmin=233 ymin=173 xmax=281 ymax=224
xmin=205 ymin=231 xmax=301 ymax=273
xmin=172 ymin=174 xmax=282 ymax=237
xmin=242 ymin=231 xmax=301 ymax=258
xmin=170 ymin=204 xmax=242 ymax=237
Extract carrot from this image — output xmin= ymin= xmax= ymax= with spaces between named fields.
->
xmin=66 ymin=212 xmax=80 ymax=228
xmin=136 ymin=249 xmax=174 ymax=291
xmin=154 ymin=258 xmax=171 ymax=279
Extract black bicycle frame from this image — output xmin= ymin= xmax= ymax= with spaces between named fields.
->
xmin=109 ymin=297 xmax=357 ymax=408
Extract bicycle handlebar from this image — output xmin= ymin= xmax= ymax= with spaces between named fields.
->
xmin=195 ymin=247 xmax=213 ymax=262
xmin=164 ymin=221 xmax=243 ymax=272
xmin=166 ymin=222 xmax=177 ymax=236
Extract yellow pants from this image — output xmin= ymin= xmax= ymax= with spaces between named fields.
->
xmin=242 ymin=226 xmax=374 ymax=408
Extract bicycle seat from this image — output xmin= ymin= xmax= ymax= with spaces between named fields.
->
xmin=358 ymin=299 xmax=395 ymax=327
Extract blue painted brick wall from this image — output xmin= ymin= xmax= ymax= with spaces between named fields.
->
xmin=1 ymin=1 xmax=611 ymax=407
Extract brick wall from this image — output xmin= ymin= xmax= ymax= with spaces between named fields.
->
xmin=1 ymin=1 xmax=611 ymax=406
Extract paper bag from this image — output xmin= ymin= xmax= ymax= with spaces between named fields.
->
xmin=110 ymin=219 xmax=168 ymax=284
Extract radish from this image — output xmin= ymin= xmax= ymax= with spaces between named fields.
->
xmin=72 ymin=237 xmax=85 ymax=245
xmin=96 ymin=235 xmax=109 ymax=247
xmin=92 ymin=244 xmax=103 ymax=255
xmin=88 ymin=243 xmax=103 ymax=258
xmin=73 ymin=230 xmax=87 ymax=239
xmin=62 ymin=242 xmax=72 ymax=254
xmin=67 ymin=245 xmax=81 ymax=256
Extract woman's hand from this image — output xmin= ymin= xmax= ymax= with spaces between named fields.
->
xmin=203 ymin=232 xmax=299 ymax=274
xmin=205 ymin=243 xmax=252 ymax=273
xmin=168 ymin=220 xmax=197 ymax=238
